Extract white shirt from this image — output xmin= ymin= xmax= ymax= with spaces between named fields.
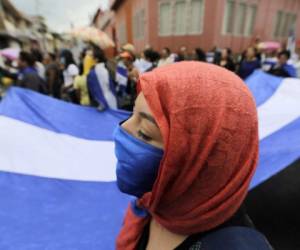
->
xmin=35 ymin=61 xmax=45 ymax=79
xmin=63 ymin=64 xmax=79 ymax=87
xmin=158 ymin=55 xmax=175 ymax=67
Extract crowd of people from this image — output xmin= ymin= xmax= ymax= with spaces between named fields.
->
xmin=0 ymin=42 xmax=298 ymax=111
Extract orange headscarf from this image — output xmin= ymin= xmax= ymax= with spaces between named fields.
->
xmin=117 ymin=62 xmax=259 ymax=249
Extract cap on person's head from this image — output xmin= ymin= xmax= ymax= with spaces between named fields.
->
xmin=120 ymin=51 xmax=134 ymax=61
xmin=121 ymin=43 xmax=135 ymax=54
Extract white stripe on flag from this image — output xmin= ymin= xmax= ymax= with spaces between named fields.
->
xmin=258 ymin=78 xmax=300 ymax=140
xmin=0 ymin=116 xmax=116 ymax=181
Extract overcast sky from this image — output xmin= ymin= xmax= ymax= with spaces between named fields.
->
xmin=11 ymin=0 xmax=109 ymax=32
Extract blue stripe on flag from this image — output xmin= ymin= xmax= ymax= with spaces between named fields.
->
xmin=245 ymin=70 xmax=283 ymax=106
xmin=0 ymin=171 xmax=130 ymax=250
xmin=0 ymin=87 xmax=129 ymax=140
xmin=250 ymin=117 xmax=300 ymax=189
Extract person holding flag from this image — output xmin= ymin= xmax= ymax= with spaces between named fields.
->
xmin=87 ymin=46 xmax=118 ymax=110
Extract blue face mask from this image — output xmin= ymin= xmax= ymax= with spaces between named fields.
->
xmin=113 ymin=125 xmax=164 ymax=198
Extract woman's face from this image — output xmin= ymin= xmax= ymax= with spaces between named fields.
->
xmin=122 ymin=93 xmax=164 ymax=149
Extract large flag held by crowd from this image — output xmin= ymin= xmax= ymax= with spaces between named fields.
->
xmin=0 ymin=69 xmax=299 ymax=249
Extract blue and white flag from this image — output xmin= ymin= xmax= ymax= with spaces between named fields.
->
xmin=0 ymin=87 xmax=130 ymax=249
xmin=247 ymin=70 xmax=300 ymax=188
xmin=0 ymin=69 xmax=300 ymax=249
xmin=115 ymin=62 xmax=128 ymax=88
xmin=87 ymin=63 xmax=118 ymax=109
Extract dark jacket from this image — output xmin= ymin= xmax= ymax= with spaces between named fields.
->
xmin=17 ymin=67 xmax=48 ymax=94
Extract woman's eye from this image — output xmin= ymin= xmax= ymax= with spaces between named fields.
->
xmin=137 ymin=130 xmax=152 ymax=141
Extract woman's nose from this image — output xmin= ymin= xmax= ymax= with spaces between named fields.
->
xmin=121 ymin=116 xmax=136 ymax=137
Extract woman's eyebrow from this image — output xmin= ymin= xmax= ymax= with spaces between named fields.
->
xmin=139 ymin=112 xmax=158 ymax=127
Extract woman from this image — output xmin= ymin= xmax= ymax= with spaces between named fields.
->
xmin=44 ymin=52 xmax=61 ymax=98
xmin=87 ymin=46 xmax=117 ymax=110
xmin=214 ymin=48 xmax=235 ymax=72
xmin=238 ymin=47 xmax=261 ymax=79
xmin=73 ymin=49 xmax=95 ymax=106
xmin=114 ymin=62 xmax=272 ymax=249
xmin=60 ymin=50 xmax=79 ymax=103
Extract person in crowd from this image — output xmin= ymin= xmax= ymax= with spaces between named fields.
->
xmin=87 ymin=46 xmax=117 ymax=110
xmin=0 ymin=57 xmax=18 ymax=87
xmin=78 ymin=48 xmax=87 ymax=76
xmin=83 ymin=49 xmax=96 ymax=75
xmin=261 ymin=50 xmax=278 ymax=72
xmin=121 ymin=43 xmax=136 ymax=55
xmin=268 ymin=50 xmax=297 ymax=78
xmin=44 ymin=52 xmax=62 ymax=98
xmin=114 ymin=62 xmax=272 ymax=250
xmin=134 ymin=50 xmax=154 ymax=73
xmin=206 ymin=46 xmax=220 ymax=63
xmin=176 ymin=46 xmax=189 ymax=61
xmin=157 ymin=47 xmax=174 ymax=67
xmin=192 ymin=47 xmax=207 ymax=62
xmin=115 ymin=50 xmax=139 ymax=110
xmin=74 ymin=49 xmax=95 ymax=106
xmin=135 ymin=49 xmax=160 ymax=73
xmin=60 ymin=49 xmax=79 ymax=103
xmin=238 ymin=47 xmax=261 ymax=79
xmin=214 ymin=48 xmax=236 ymax=72
xmin=16 ymin=51 xmax=47 ymax=94
xmin=31 ymin=48 xmax=45 ymax=80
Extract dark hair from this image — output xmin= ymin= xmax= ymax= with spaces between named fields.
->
xmin=195 ymin=48 xmax=206 ymax=62
xmin=19 ymin=51 xmax=35 ymax=67
xmin=93 ymin=46 xmax=107 ymax=63
xmin=60 ymin=49 xmax=76 ymax=68
xmin=144 ymin=49 xmax=160 ymax=63
xmin=278 ymin=50 xmax=291 ymax=59
xmin=31 ymin=49 xmax=43 ymax=62
xmin=48 ymin=52 xmax=56 ymax=61
xmin=225 ymin=48 xmax=232 ymax=56
xmin=163 ymin=47 xmax=171 ymax=55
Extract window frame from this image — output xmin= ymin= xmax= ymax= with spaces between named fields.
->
xmin=158 ymin=1 xmax=173 ymax=36
xmin=188 ymin=0 xmax=205 ymax=35
xmin=222 ymin=0 xmax=236 ymax=35
xmin=244 ymin=4 xmax=257 ymax=37
xmin=174 ymin=0 xmax=188 ymax=36
xmin=273 ymin=11 xmax=297 ymax=38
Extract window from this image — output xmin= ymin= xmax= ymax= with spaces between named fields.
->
xmin=174 ymin=1 xmax=187 ymax=35
xmin=234 ymin=2 xmax=247 ymax=35
xmin=274 ymin=11 xmax=297 ymax=38
xmin=189 ymin=0 xmax=204 ymax=34
xmin=223 ymin=0 xmax=235 ymax=34
xmin=133 ymin=9 xmax=145 ymax=39
xmin=158 ymin=0 xmax=204 ymax=36
xmin=274 ymin=11 xmax=283 ymax=37
xmin=223 ymin=1 xmax=257 ymax=36
xmin=244 ymin=5 xmax=257 ymax=36
xmin=159 ymin=2 xmax=172 ymax=36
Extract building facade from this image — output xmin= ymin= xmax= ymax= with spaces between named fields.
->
xmin=0 ymin=0 xmax=33 ymax=49
xmin=109 ymin=0 xmax=300 ymax=53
